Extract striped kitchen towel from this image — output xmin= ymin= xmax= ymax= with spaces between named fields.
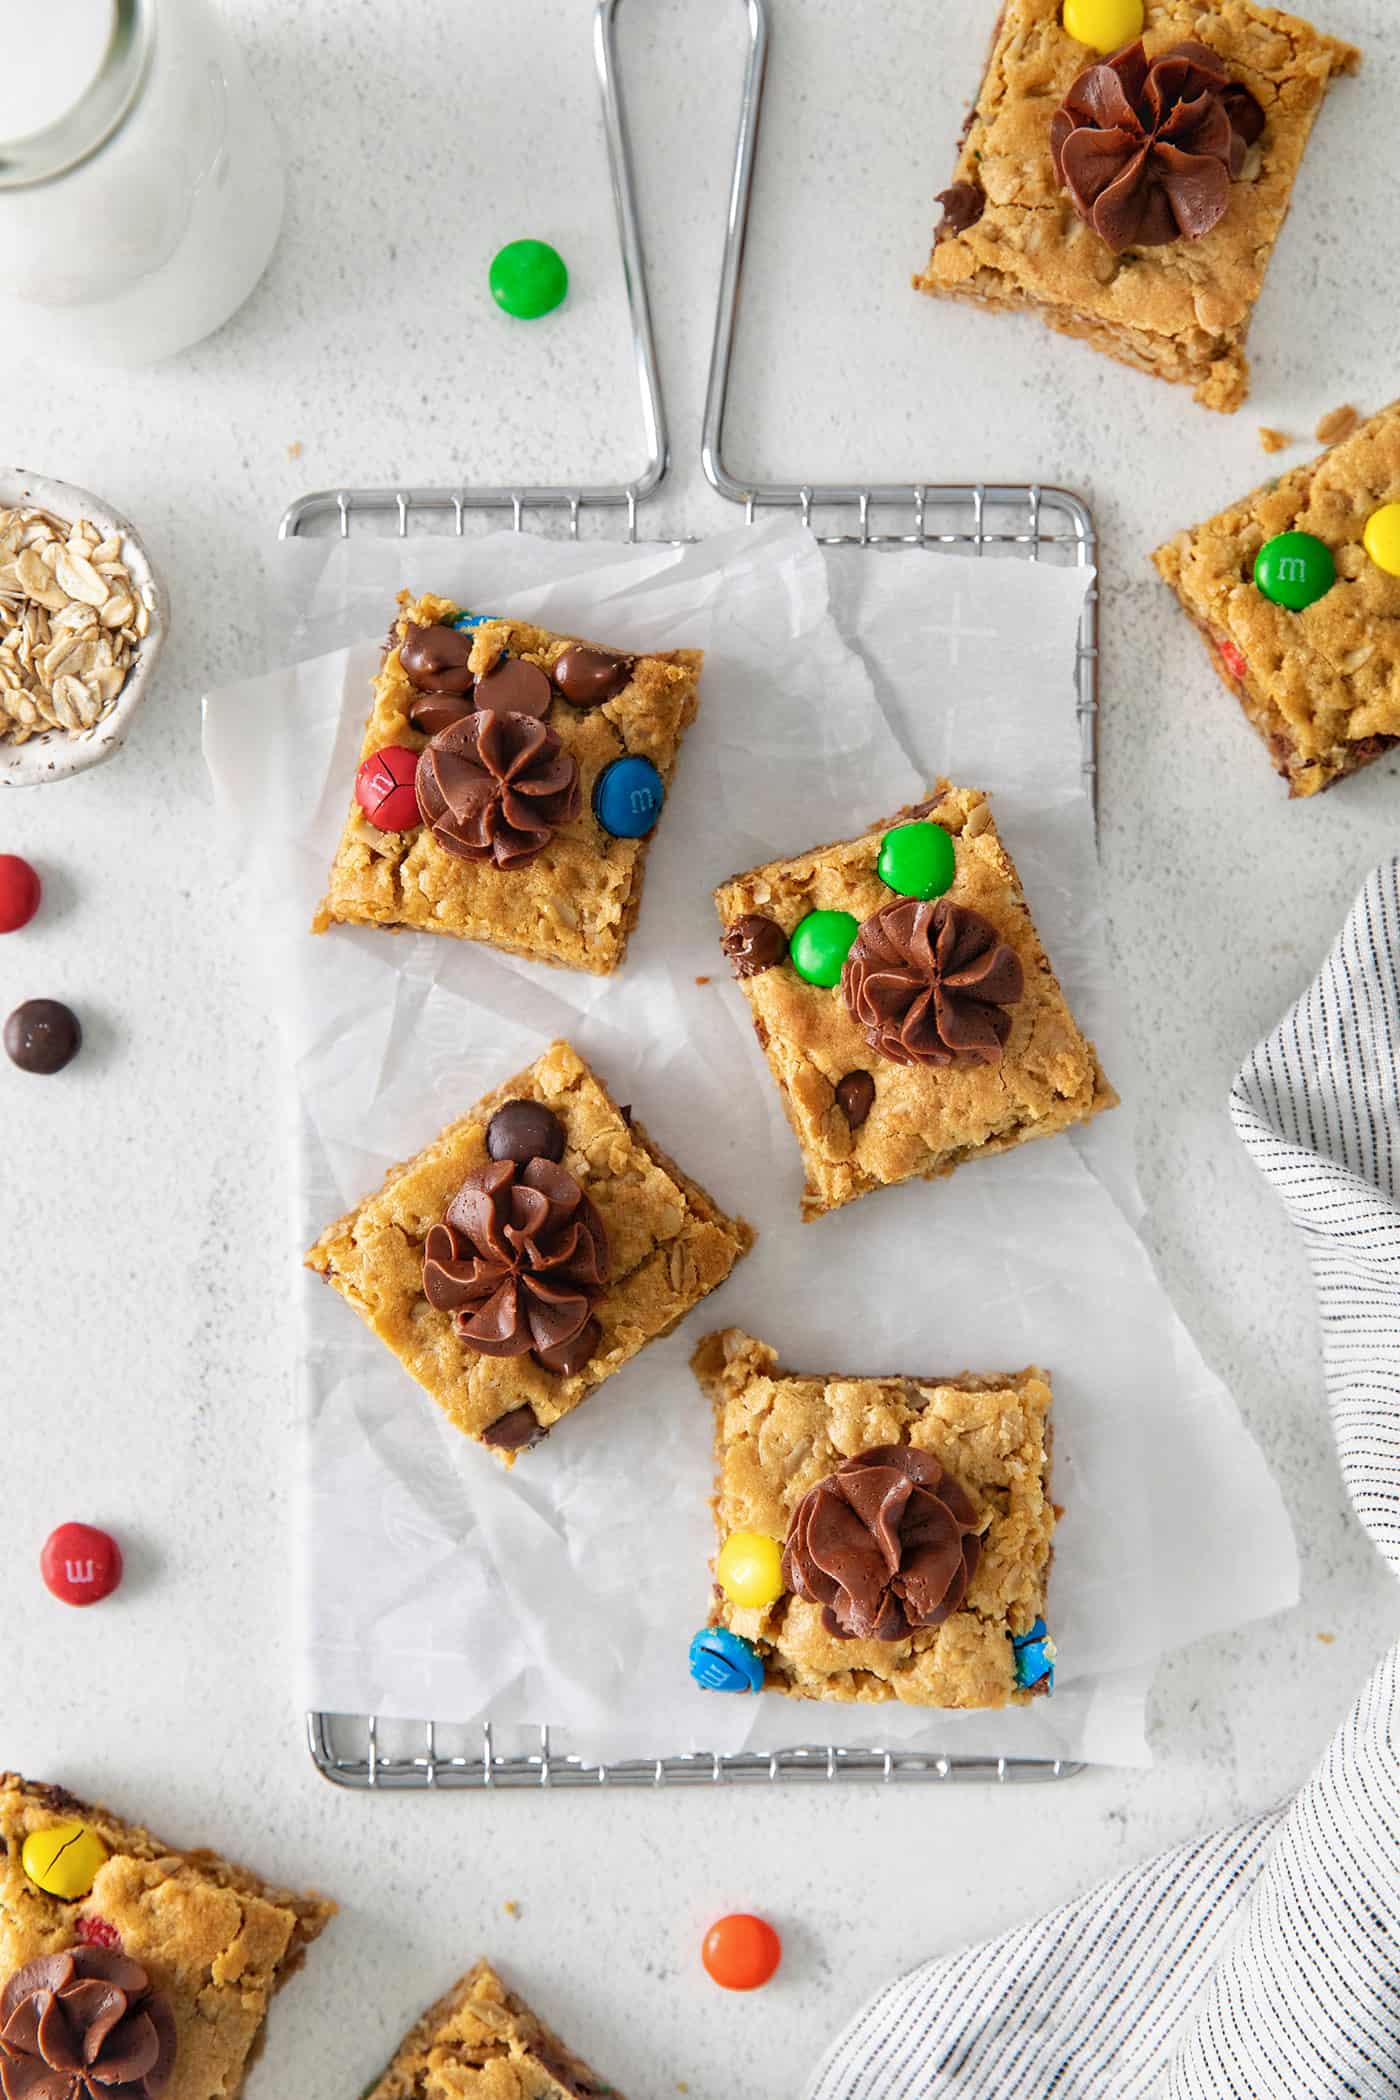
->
xmin=806 ymin=861 xmax=1400 ymax=2100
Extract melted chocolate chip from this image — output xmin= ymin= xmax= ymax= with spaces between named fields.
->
xmin=399 ymin=622 xmax=476 ymax=695
xmin=473 ymin=656 xmax=553 ymax=720
xmin=551 ymin=644 xmax=633 ymax=708
xmin=835 ymin=1070 xmax=875 ymax=1130
xmin=527 ymin=2041 xmax=614 ymax=2097
xmin=31 ymin=1783 xmax=83 ymax=1813
xmin=721 ymin=914 xmax=788 ymax=978
xmin=408 ymin=691 xmax=477 ymax=738
xmin=486 ymin=1100 xmax=567 ymax=1164
xmin=936 ymin=180 xmax=985 ymax=235
xmin=481 ymin=1406 xmax=547 ymax=1451
xmin=4 ymin=999 xmax=81 ymax=1074
xmin=534 ymin=1315 xmax=601 ymax=1378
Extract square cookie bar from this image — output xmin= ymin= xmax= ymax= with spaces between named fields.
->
xmin=1153 ymin=397 xmax=1400 ymax=795
xmin=0 ymin=1772 xmax=333 ymax=2100
xmin=714 ymin=784 xmax=1114 ymax=1219
xmin=692 ymin=1330 xmax=1056 ymax=1710
xmin=365 ymin=1958 xmax=622 ymax=2100
xmin=917 ymin=0 xmax=1358 ymax=412
xmin=315 ymin=591 xmax=702 ymax=974
xmin=306 ymin=1039 xmax=753 ymax=1462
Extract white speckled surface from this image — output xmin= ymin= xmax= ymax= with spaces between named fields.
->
xmin=2 ymin=2 xmax=1398 ymax=2095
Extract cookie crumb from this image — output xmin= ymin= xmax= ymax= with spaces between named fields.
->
xmin=286 ymin=440 xmax=304 ymax=460
xmin=694 ymin=974 xmax=711 ymax=985
xmin=1315 ymin=404 xmax=1358 ymax=445
xmin=1257 ymin=426 xmax=1290 ymax=454
xmin=503 ymin=1899 xmax=521 ymax=1917
xmin=1316 ymin=1631 xmax=1336 ymax=1645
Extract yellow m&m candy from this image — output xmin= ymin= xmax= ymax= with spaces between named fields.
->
xmin=21 ymin=1820 xmax=108 ymax=1900
xmin=1363 ymin=503 xmax=1400 ymax=578
xmin=1062 ymin=0 xmax=1145 ymax=52
xmin=717 ymin=1532 xmax=785 ymax=1610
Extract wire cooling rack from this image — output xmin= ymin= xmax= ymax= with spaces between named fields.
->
xmin=286 ymin=0 xmax=1094 ymax=1790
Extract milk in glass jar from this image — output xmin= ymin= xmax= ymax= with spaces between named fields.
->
xmin=0 ymin=0 xmax=284 ymax=363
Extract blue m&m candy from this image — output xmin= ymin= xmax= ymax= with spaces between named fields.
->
xmin=594 ymin=755 xmax=665 ymax=839
xmin=452 ymin=611 xmax=493 ymax=631
xmin=689 ymin=1626 xmax=764 ymax=1693
xmin=1012 ymin=1618 xmax=1056 ymax=1693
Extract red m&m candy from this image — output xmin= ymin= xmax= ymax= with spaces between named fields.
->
xmin=355 ymin=746 xmax=421 ymax=832
xmin=41 ymin=1523 xmax=123 ymax=1606
xmin=1216 ymin=638 xmax=1247 ymax=683
xmin=702 ymin=1913 xmax=782 ymax=1990
xmin=0 ymin=855 xmax=41 ymax=933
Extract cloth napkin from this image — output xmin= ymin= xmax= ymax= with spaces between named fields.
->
xmin=806 ymin=861 xmax=1400 ymax=2100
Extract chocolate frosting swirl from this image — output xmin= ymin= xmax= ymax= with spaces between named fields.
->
xmin=1049 ymin=40 xmax=1264 ymax=253
xmin=415 ymin=712 xmax=581 ymax=869
xmin=783 ymin=1447 xmax=981 ymax=1643
xmin=841 ymin=897 xmax=1023 ymax=1068
xmin=0 ymin=1948 xmax=177 ymax=2100
xmin=422 ymin=1157 xmax=609 ymax=1370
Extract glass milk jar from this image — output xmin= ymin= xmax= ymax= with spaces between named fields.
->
xmin=0 ymin=0 xmax=284 ymax=364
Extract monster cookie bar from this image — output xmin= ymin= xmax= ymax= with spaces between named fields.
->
xmin=315 ymin=591 xmax=702 ymax=973
xmin=0 ymin=1772 xmax=333 ymax=2100
xmin=1153 ymin=397 xmax=1400 ymax=795
xmin=689 ymin=1330 xmax=1056 ymax=1710
xmin=306 ymin=1039 xmax=753 ymax=1461
xmin=917 ymin=0 xmax=1358 ymax=412
xmin=365 ymin=1958 xmax=621 ymax=2100
xmin=714 ymin=784 xmax=1114 ymax=1219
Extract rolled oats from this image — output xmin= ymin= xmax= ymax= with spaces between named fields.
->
xmin=0 ymin=507 xmax=143 ymax=745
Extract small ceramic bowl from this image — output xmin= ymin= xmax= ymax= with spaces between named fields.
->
xmin=0 ymin=469 xmax=168 ymax=787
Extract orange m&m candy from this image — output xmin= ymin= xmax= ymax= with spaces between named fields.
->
xmin=702 ymin=1913 xmax=782 ymax=1991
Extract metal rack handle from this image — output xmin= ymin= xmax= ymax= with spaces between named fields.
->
xmin=280 ymin=0 xmax=667 ymax=543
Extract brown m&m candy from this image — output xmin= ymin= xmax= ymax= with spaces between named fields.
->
xmin=473 ymin=656 xmax=553 ymax=720
xmin=5 ymin=999 xmax=81 ymax=1074
xmin=552 ymin=645 xmax=632 ymax=707
xmin=722 ymin=914 xmax=787 ymax=978
xmin=486 ymin=1099 xmax=567 ymax=1164
xmin=399 ymin=622 xmax=476 ymax=695
xmin=408 ymin=691 xmax=478 ymax=738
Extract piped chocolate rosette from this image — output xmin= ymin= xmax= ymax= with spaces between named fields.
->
xmin=422 ymin=1102 xmax=610 ymax=1395
xmin=842 ymin=898 xmax=1024 ymax=1068
xmin=1050 ymin=39 xmax=1265 ymax=253
xmin=415 ymin=711 xmax=581 ymax=869
xmin=0 ymin=1947 xmax=177 ymax=2100
xmin=783 ymin=1446 xmax=983 ymax=1643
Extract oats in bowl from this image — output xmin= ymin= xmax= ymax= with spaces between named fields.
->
xmin=0 ymin=472 xmax=167 ymax=787
xmin=0 ymin=508 xmax=148 ymax=743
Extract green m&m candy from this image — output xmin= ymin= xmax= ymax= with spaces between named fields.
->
xmin=790 ymin=910 xmax=859 ymax=988
xmin=1254 ymin=531 xmax=1335 ymax=611
xmin=489 ymin=239 xmax=568 ymax=319
xmin=877 ymin=821 xmax=955 ymax=901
